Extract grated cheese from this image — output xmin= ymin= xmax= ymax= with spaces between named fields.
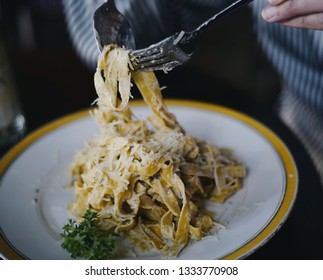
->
xmin=69 ymin=45 xmax=246 ymax=257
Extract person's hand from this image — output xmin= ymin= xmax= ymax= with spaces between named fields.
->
xmin=261 ymin=0 xmax=323 ymax=30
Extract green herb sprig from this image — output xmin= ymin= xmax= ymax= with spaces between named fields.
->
xmin=60 ymin=209 xmax=115 ymax=260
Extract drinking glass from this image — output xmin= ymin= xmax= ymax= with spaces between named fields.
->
xmin=0 ymin=34 xmax=26 ymax=154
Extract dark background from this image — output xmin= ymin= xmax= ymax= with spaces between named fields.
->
xmin=1 ymin=0 xmax=323 ymax=260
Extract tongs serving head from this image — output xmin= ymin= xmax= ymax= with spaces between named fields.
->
xmin=94 ymin=0 xmax=253 ymax=72
xmin=93 ymin=0 xmax=135 ymax=51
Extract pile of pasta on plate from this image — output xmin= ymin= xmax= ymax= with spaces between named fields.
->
xmin=68 ymin=45 xmax=246 ymax=257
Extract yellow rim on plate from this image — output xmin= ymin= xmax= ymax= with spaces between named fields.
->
xmin=0 ymin=99 xmax=298 ymax=260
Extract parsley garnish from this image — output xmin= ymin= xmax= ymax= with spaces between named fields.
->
xmin=60 ymin=209 xmax=115 ymax=260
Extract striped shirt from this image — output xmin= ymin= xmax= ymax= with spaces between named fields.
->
xmin=62 ymin=0 xmax=323 ymax=184
xmin=252 ymin=1 xmax=323 ymax=184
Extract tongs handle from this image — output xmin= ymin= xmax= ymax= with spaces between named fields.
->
xmin=195 ymin=0 xmax=254 ymax=34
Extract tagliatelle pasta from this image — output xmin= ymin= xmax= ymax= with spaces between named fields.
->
xmin=69 ymin=45 xmax=246 ymax=257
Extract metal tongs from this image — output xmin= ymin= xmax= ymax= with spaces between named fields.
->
xmin=94 ymin=0 xmax=253 ymax=72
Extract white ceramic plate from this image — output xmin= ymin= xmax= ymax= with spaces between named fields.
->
xmin=0 ymin=100 xmax=298 ymax=260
